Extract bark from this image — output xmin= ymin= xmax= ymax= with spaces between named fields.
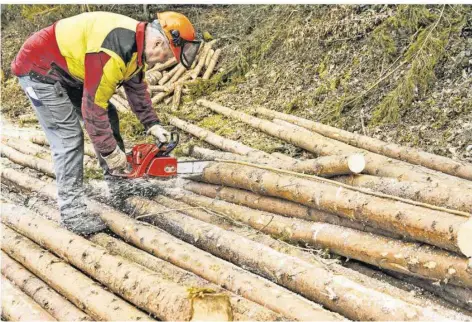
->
xmin=148 ymin=85 xmax=167 ymax=93
xmin=149 ymin=57 xmax=177 ymax=72
xmin=335 ymin=174 xmax=472 ymax=213
xmin=125 ymin=196 xmax=457 ymax=321
xmin=202 ymin=49 xmax=222 ymax=80
xmin=90 ymin=233 xmax=278 ymax=321
xmin=169 ymin=65 xmax=187 ymax=84
xmin=1 ymin=145 xmax=55 ymax=177
xmin=159 ymin=63 xmax=181 ymax=85
xmin=168 ymin=116 xmax=274 ymax=161
xmin=198 ymin=99 xmax=472 ymax=191
xmin=167 ymin=187 xmax=472 ymax=288
xmin=1 ymin=204 xmax=197 ymax=321
xmin=101 ymin=198 xmax=335 ymax=321
xmin=152 ymin=76 xmax=193 ymax=105
xmin=172 ymin=84 xmax=183 ymax=111
xmin=258 ymin=107 xmax=472 ymax=181
xmin=154 ymin=193 xmax=471 ymax=319
xmin=146 ymin=70 xmax=163 ymax=85
xmin=199 ymin=162 xmax=472 ymax=256
xmin=204 ymin=49 xmax=214 ymax=68
xmin=2 ymin=135 xmax=51 ymax=160
xmin=190 ymin=44 xmax=211 ymax=79
xmin=271 ymin=152 xmax=297 ymax=162
xmin=183 ymin=181 xmax=401 ymax=238
xmin=186 ymin=146 xmax=364 ymax=177
xmin=1 ymin=251 xmax=91 ymax=321
xmin=1 ymin=275 xmax=56 ymax=321
xmin=29 ymin=135 xmax=96 ymax=158
xmin=1 ymin=225 xmax=148 ymax=321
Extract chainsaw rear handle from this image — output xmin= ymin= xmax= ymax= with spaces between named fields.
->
xmin=157 ymin=131 xmax=179 ymax=156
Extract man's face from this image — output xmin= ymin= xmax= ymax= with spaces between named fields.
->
xmin=145 ymin=39 xmax=174 ymax=69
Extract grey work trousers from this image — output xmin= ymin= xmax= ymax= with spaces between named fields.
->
xmin=18 ymin=75 xmax=124 ymax=234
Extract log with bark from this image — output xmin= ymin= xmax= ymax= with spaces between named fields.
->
xmin=1 ymin=204 xmax=206 ymax=321
xmin=29 ymin=135 xmax=96 ymax=158
xmin=146 ymin=70 xmax=163 ymax=85
xmin=109 ymin=95 xmax=129 ymax=113
xmin=167 ymin=187 xmax=472 ymax=288
xmin=125 ymin=196 xmax=461 ymax=321
xmin=257 ymin=107 xmax=472 ymax=181
xmin=190 ymin=44 xmax=211 ymax=79
xmin=202 ymin=48 xmax=222 ymax=80
xmin=198 ymin=162 xmax=472 ymax=256
xmin=1 ymin=145 xmax=55 ymax=177
xmin=169 ymin=64 xmax=187 ymax=84
xmin=90 ymin=233 xmax=279 ymax=321
xmin=2 ymin=135 xmax=51 ymax=160
xmin=1 ymin=225 xmax=148 ymax=321
xmin=1 ymin=275 xmax=56 ymax=321
xmin=158 ymin=63 xmax=181 ymax=85
xmin=148 ymin=85 xmax=168 ymax=93
xmin=335 ymin=174 xmax=472 ymax=213
xmin=204 ymin=48 xmax=214 ymax=68
xmin=172 ymin=84 xmax=183 ymax=110
xmin=149 ymin=57 xmax=177 ymax=72
xmin=1 ymin=251 xmax=91 ymax=321
xmin=197 ymin=99 xmax=472 ymax=191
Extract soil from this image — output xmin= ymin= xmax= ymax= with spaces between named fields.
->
xmin=1 ymin=4 xmax=471 ymax=161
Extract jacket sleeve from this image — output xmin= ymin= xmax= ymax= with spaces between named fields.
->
xmin=82 ymin=52 xmax=123 ymax=155
xmin=122 ymin=72 xmax=160 ymax=130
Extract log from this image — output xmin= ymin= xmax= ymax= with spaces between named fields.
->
xmin=168 ymin=116 xmax=274 ymax=161
xmin=90 ymin=233 xmax=277 ymax=321
xmin=1 ymin=275 xmax=56 ymax=321
xmin=146 ymin=70 xmax=163 ymax=85
xmin=1 ymin=251 xmax=91 ymax=321
xmin=204 ymin=49 xmax=214 ymax=68
xmin=149 ymin=57 xmax=178 ymax=72
xmin=30 ymin=135 xmax=96 ymax=158
xmin=158 ymin=63 xmax=181 ymax=85
xmin=164 ymin=96 xmax=173 ymax=105
xmin=109 ymin=96 xmax=129 ymax=113
xmin=148 ymin=85 xmax=167 ymax=93
xmin=125 ymin=196 xmax=457 ymax=321
xmin=199 ymin=162 xmax=472 ymax=256
xmin=271 ymin=152 xmax=296 ymax=162
xmin=1 ymin=145 xmax=55 ymax=177
xmin=1 ymin=205 xmax=199 ymax=321
xmin=198 ymin=99 xmax=472 ymax=190
xmin=335 ymin=174 xmax=472 ymax=213
xmin=190 ymin=44 xmax=211 ymax=79
xmin=2 ymin=135 xmax=51 ymax=160
xmin=183 ymin=181 xmax=399 ymax=238
xmin=1 ymin=225 xmax=147 ymax=321
xmin=258 ymin=107 xmax=472 ymax=181
xmin=169 ymin=64 xmax=187 ymax=84
xmin=101 ymin=199 xmax=337 ymax=321
xmin=168 ymin=187 xmax=472 ymax=288
xmin=203 ymin=49 xmax=222 ymax=80
xmin=116 ymin=86 xmax=126 ymax=98
xmin=172 ymin=84 xmax=183 ymax=110
xmin=187 ymin=145 xmax=365 ymax=176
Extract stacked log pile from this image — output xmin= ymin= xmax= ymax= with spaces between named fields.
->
xmin=2 ymin=98 xmax=472 ymax=320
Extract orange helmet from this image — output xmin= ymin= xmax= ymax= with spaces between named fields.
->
xmin=155 ymin=11 xmax=201 ymax=69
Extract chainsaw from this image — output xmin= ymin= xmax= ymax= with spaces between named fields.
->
xmin=113 ymin=132 xmax=209 ymax=179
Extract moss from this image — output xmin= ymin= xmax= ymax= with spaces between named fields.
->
xmin=84 ymin=167 xmax=103 ymax=181
xmin=198 ymin=114 xmax=235 ymax=137
xmin=118 ymin=112 xmax=148 ymax=144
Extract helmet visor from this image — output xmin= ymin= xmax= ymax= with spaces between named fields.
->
xmin=180 ymin=40 xmax=201 ymax=69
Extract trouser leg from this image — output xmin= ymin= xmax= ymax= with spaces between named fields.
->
xmin=18 ymin=76 xmax=106 ymax=235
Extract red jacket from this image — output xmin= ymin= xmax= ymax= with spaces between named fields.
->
xmin=12 ymin=13 xmax=159 ymax=155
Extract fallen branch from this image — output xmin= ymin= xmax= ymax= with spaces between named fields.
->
xmin=172 ymin=84 xmax=183 ymax=111
xmin=1 ymin=225 xmax=147 ymax=321
xmin=1 ymin=251 xmax=91 ymax=321
xmin=1 ymin=275 xmax=56 ymax=321
xmin=203 ymin=48 xmax=222 ymax=80
xmin=159 ymin=64 xmax=181 ymax=85
xmin=190 ymin=44 xmax=211 ymax=79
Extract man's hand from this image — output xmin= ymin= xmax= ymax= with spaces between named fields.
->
xmin=101 ymin=146 xmax=128 ymax=172
xmin=147 ymin=124 xmax=170 ymax=143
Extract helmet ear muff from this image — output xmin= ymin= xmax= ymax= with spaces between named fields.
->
xmin=170 ymin=30 xmax=184 ymax=47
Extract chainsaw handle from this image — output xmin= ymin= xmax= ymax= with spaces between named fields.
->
xmin=157 ymin=132 xmax=179 ymax=156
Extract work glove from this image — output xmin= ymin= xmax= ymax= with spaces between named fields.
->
xmin=101 ymin=146 xmax=128 ymax=173
xmin=147 ymin=124 xmax=170 ymax=143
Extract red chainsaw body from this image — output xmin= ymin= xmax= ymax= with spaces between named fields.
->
xmin=125 ymin=143 xmax=177 ymax=178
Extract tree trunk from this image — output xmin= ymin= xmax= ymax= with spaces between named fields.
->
xmin=335 ymin=174 xmax=472 ymax=213
xmin=1 ymin=251 xmax=91 ymax=321
xmin=203 ymin=49 xmax=222 ymax=80
xmin=187 ymin=146 xmax=365 ymax=177
xmin=257 ymin=107 xmax=472 ymax=181
xmin=154 ymin=193 xmax=470 ymax=319
xmin=166 ymin=188 xmax=472 ymax=288
xmin=198 ymin=99 xmax=472 ymax=191
xmin=90 ymin=233 xmax=278 ymax=321
xmin=199 ymin=162 xmax=472 ymax=256
xmin=1 ymin=225 xmax=148 ymax=321
xmin=1 ymin=204 xmax=197 ymax=321
xmin=125 ymin=196 xmax=458 ymax=321
xmin=1 ymin=275 xmax=56 ymax=321
xmin=101 ymin=198 xmax=335 ymax=321
xmin=1 ymin=145 xmax=55 ymax=177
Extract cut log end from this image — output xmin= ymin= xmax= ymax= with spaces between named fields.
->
xmin=348 ymin=154 xmax=366 ymax=174
xmin=457 ymin=218 xmax=472 ymax=257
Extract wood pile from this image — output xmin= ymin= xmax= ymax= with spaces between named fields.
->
xmin=1 ymin=98 xmax=472 ymax=320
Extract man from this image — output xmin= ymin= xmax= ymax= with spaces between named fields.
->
xmin=11 ymin=11 xmax=200 ymax=235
